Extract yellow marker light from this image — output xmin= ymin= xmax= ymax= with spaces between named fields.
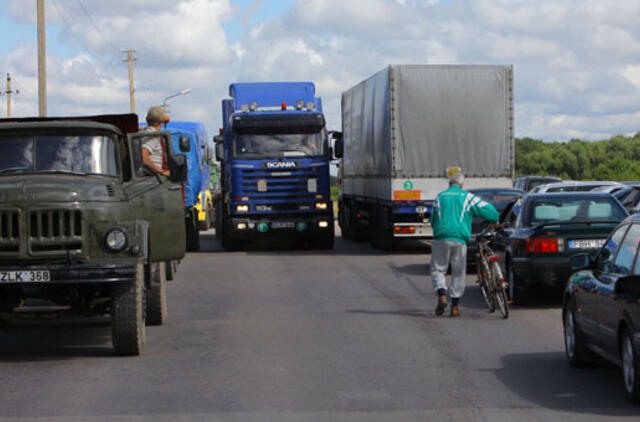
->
xmin=318 ymin=221 xmax=329 ymax=228
xmin=237 ymin=223 xmax=247 ymax=230
xmin=236 ymin=204 xmax=249 ymax=213
xmin=315 ymin=202 xmax=328 ymax=210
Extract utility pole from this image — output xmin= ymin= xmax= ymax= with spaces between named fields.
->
xmin=122 ymin=49 xmax=136 ymax=113
xmin=5 ymin=73 xmax=19 ymax=118
xmin=37 ymin=0 xmax=47 ymax=117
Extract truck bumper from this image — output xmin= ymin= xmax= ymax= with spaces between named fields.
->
xmin=0 ymin=263 xmax=137 ymax=285
xmin=227 ymin=214 xmax=334 ymax=239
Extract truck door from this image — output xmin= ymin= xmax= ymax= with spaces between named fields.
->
xmin=124 ymin=131 xmax=186 ymax=261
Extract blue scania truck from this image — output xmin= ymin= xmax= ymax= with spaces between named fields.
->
xmin=214 ymin=82 xmax=334 ymax=250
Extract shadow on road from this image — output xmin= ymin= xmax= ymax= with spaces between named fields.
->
xmin=494 ymin=351 xmax=640 ymax=415
xmin=0 ymin=318 xmax=116 ymax=361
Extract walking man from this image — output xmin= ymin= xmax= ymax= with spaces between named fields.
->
xmin=430 ymin=172 xmax=499 ymax=316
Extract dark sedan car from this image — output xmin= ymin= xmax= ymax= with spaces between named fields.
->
xmin=467 ymin=188 xmax=524 ymax=268
xmin=563 ymin=213 xmax=640 ymax=404
xmin=493 ymin=192 xmax=628 ymax=303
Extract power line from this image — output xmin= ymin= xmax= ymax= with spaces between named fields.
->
xmin=77 ymin=0 xmax=120 ymax=54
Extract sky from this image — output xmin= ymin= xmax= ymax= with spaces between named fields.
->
xmin=0 ymin=0 xmax=639 ymax=142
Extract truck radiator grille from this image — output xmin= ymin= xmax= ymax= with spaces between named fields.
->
xmin=240 ymin=167 xmax=321 ymax=198
xmin=0 ymin=211 xmax=20 ymax=252
xmin=29 ymin=210 xmax=83 ymax=252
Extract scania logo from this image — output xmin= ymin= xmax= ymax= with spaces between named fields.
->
xmin=265 ymin=161 xmax=297 ymax=168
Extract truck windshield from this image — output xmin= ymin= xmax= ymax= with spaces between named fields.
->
xmin=0 ymin=134 xmax=119 ymax=177
xmin=233 ymin=132 xmax=326 ymax=158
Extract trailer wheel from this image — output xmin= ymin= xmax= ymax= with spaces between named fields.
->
xmin=348 ymin=201 xmax=366 ymax=242
xmin=111 ymin=262 xmax=145 ymax=356
xmin=339 ymin=201 xmax=351 ymax=240
xmin=372 ymin=205 xmax=395 ymax=251
xmin=186 ymin=212 xmax=201 ymax=252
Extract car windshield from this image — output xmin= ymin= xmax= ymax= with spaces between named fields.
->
xmin=233 ymin=132 xmax=326 ymax=158
xmin=471 ymin=190 xmax=522 ymax=212
xmin=526 ymin=196 xmax=627 ymax=226
xmin=0 ymin=134 xmax=119 ymax=177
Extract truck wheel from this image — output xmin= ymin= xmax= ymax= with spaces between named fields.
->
xmin=339 ymin=202 xmax=351 ymax=240
xmin=146 ymin=262 xmax=167 ymax=326
xmin=186 ymin=214 xmax=201 ymax=252
xmin=317 ymin=233 xmax=335 ymax=250
xmin=165 ymin=260 xmax=175 ymax=281
xmin=111 ymin=262 xmax=145 ymax=356
xmin=349 ymin=202 xmax=365 ymax=242
xmin=371 ymin=206 xmax=395 ymax=251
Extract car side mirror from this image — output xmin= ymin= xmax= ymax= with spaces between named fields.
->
xmin=615 ymin=275 xmax=640 ymax=300
xmin=330 ymin=132 xmax=343 ymax=159
xmin=570 ymin=253 xmax=592 ymax=271
xmin=168 ymin=153 xmax=187 ymax=183
xmin=179 ymin=135 xmax=191 ymax=153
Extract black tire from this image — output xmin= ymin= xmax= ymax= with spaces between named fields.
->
xmin=165 ymin=260 xmax=175 ymax=281
xmin=371 ymin=206 xmax=395 ymax=251
xmin=146 ymin=262 xmax=167 ymax=326
xmin=221 ymin=224 xmax=242 ymax=251
xmin=563 ymin=303 xmax=590 ymax=367
xmin=506 ymin=260 xmax=525 ymax=305
xmin=186 ymin=213 xmax=200 ymax=252
xmin=317 ymin=233 xmax=335 ymax=250
xmin=621 ymin=328 xmax=640 ymax=404
xmin=478 ymin=257 xmax=496 ymax=312
xmin=111 ymin=263 xmax=145 ymax=356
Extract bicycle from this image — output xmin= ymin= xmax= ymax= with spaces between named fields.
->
xmin=475 ymin=225 xmax=509 ymax=319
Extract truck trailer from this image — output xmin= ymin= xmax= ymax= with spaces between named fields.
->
xmin=336 ymin=65 xmax=514 ymax=249
xmin=214 ymin=82 xmax=334 ymax=250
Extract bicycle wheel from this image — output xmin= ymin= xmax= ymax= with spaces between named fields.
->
xmin=491 ymin=262 xmax=509 ymax=319
xmin=477 ymin=254 xmax=496 ymax=312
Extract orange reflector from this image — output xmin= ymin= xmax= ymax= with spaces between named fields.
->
xmin=394 ymin=226 xmax=416 ymax=234
xmin=281 ymin=102 xmax=287 ymax=110
xmin=489 ymin=255 xmax=500 ymax=262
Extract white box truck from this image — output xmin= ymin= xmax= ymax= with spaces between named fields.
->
xmin=334 ymin=64 xmax=514 ymax=249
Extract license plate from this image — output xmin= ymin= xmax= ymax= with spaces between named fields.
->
xmin=568 ymin=239 xmax=605 ymax=249
xmin=271 ymin=222 xmax=295 ymax=229
xmin=0 ymin=270 xmax=51 ymax=283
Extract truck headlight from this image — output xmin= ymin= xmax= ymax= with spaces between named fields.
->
xmin=315 ymin=202 xmax=328 ymax=210
xmin=105 ymin=228 xmax=128 ymax=252
xmin=236 ymin=204 xmax=249 ymax=213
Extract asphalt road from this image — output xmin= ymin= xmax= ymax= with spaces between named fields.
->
xmin=1 ymin=231 xmax=639 ymax=421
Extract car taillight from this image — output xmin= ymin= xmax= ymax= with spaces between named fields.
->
xmin=525 ymin=237 xmax=558 ymax=253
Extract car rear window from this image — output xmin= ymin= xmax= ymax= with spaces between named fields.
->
xmin=527 ymin=197 xmax=627 ymax=226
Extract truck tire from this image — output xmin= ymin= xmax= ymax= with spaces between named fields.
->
xmin=186 ymin=213 xmax=201 ymax=252
xmin=146 ymin=262 xmax=167 ymax=326
xmin=339 ymin=202 xmax=351 ymax=240
xmin=370 ymin=206 xmax=395 ymax=251
xmin=111 ymin=262 xmax=145 ymax=356
xmin=317 ymin=233 xmax=335 ymax=250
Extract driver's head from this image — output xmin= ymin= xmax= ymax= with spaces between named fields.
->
xmin=449 ymin=172 xmax=464 ymax=188
xmin=146 ymin=106 xmax=166 ymax=128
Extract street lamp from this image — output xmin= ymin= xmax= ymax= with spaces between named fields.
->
xmin=162 ymin=88 xmax=192 ymax=110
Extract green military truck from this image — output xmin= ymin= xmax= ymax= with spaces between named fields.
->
xmin=0 ymin=114 xmax=187 ymax=355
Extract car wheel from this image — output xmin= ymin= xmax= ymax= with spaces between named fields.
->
xmin=111 ymin=262 xmax=145 ymax=356
xmin=507 ymin=260 xmax=524 ymax=304
xmin=621 ymin=328 xmax=640 ymax=404
xmin=563 ymin=303 xmax=590 ymax=367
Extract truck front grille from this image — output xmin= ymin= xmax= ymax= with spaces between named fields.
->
xmin=0 ymin=210 xmax=20 ymax=252
xmin=240 ymin=167 xmax=321 ymax=198
xmin=29 ymin=210 xmax=83 ymax=253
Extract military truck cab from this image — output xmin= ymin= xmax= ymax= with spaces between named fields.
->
xmin=0 ymin=114 xmax=187 ymax=355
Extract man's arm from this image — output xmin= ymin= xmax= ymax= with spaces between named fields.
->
xmin=470 ymin=196 xmax=499 ymax=222
xmin=142 ymin=147 xmax=170 ymax=176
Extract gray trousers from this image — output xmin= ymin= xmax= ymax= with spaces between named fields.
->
xmin=430 ymin=240 xmax=467 ymax=299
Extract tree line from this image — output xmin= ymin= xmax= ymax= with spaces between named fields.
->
xmin=515 ymin=133 xmax=640 ymax=181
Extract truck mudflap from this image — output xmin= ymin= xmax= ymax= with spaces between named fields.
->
xmin=228 ymin=215 xmax=334 ymax=238
xmin=392 ymin=222 xmax=433 ymax=238
xmin=0 ymin=264 xmax=138 ymax=284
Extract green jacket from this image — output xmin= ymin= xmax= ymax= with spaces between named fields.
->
xmin=430 ymin=185 xmax=499 ymax=244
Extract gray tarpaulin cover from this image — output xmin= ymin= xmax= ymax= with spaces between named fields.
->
xmin=342 ymin=65 xmax=513 ymax=178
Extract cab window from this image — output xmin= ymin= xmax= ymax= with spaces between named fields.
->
xmin=595 ymin=224 xmax=629 ymax=275
xmin=131 ymin=132 xmax=169 ymax=177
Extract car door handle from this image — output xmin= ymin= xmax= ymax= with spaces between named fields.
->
xmin=169 ymin=185 xmax=182 ymax=191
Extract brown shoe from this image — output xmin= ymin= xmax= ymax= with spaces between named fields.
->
xmin=450 ymin=305 xmax=460 ymax=317
xmin=435 ymin=295 xmax=447 ymax=316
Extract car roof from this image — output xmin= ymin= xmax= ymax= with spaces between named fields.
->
xmin=468 ymin=188 xmax=524 ymax=193
xmin=527 ymin=192 xmax=622 ymax=199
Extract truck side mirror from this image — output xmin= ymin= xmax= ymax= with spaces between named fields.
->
xmin=168 ymin=154 xmax=188 ymax=183
xmin=214 ymin=135 xmax=224 ymax=161
xmin=331 ymin=132 xmax=343 ymax=158
xmin=179 ymin=135 xmax=191 ymax=153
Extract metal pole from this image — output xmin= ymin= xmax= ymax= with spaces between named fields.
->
xmin=126 ymin=50 xmax=136 ymax=113
xmin=37 ymin=0 xmax=47 ymax=117
xmin=6 ymin=73 xmax=11 ymax=118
